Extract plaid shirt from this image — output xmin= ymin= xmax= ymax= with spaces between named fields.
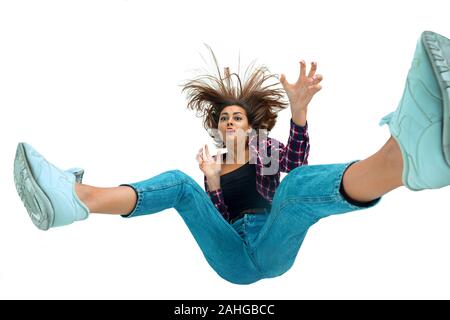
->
xmin=204 ymin=118 xmax=310 ymax=222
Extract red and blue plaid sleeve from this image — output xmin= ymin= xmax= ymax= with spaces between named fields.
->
xmin=269 ymin=118 xmax=310 ymax=173
xmin=203 ymin=175 xmax=230 ymax=221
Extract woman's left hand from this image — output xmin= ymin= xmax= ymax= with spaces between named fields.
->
xmin=280 ymin=60 xmax=323 ymax=115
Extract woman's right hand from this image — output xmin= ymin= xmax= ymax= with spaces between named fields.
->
xmin=196 ymin=144 xmax=222 ymax=178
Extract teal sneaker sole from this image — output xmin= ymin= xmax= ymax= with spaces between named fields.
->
xmin=422 ymin=31 xmax=450 ymax=166
xmin=13 ymin=143 xmax=54 ymax=231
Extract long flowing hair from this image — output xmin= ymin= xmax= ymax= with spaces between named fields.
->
xmin=181 ymin=45 xmax=288 ymax=148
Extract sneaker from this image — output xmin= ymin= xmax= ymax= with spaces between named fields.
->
xmin=66 ymin=167 xmax=85 ymax=183
xmin=379 ymin=30 xmax=450 ymax=190
xmin=13 ymin=142 xmax=89 ymax=230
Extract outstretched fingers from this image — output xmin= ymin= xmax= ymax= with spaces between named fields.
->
xmin=279 ymin=73 xmax=290 ymax=90
xmin=215 ymin=150 xmax=222 ymax=164
xmin=297 ymin=60 xmax=306 ymax=83
xmin=307 ymin=61 xmax=317 ymax=79
xmin=196 ymin=147 xmax=204 ymax=163
xmin=313 ymin=74 xmax=323 ymax=83
xmin=309 ymin=84 xmax=322 ymax=94
xmin=204 ymin=144 xmax=210 ymax=159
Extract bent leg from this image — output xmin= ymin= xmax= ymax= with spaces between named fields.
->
xmin=75 ymin=184 xmax=137 ymax=215
xmin=342 ymin=136 xmax=404 ymax=203
xmin=251 ymin=162 xmax=382 ymax=278
xmin=119 ymin=169 xmax=264 ymax=284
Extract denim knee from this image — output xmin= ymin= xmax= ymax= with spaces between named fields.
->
xmin=163 ymin=169 xmax=189 ymax=182
xmin=168 ymin=169 xmax=202 ymax=192
xmin=167 ymin=169 xmax=197 ymax=185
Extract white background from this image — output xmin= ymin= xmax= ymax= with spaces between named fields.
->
xmin=1 ymin=0 xmax=450 ymax=299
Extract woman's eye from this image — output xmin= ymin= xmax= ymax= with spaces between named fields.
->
xmin=220 ymin=116 xmax=242 ymax=121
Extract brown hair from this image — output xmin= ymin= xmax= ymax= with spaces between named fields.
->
xmin=181 ymin=45 xmax=288 ymax=148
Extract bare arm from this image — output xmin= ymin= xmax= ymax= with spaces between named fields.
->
xmin=205 ymin=174 xmax=220 ymax=191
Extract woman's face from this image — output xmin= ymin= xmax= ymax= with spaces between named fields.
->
xmin=218 ymin=105 xmax=251 ymax=149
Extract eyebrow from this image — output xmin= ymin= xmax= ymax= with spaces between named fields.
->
xmin=220 ymin=112 xmax=244 ymax=116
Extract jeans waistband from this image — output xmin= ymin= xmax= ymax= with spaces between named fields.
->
xmin=240 ymin=208 xmax=268 ymax=214
xmin=230 ymin=208 xmax=269 ymax=224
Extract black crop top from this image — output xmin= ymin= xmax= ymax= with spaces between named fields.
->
xmin=220 ymin=161 xmax=272 ymax=221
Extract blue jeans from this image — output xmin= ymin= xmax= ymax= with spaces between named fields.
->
xmin=119 ymin=161 xmax=381 ymax=285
